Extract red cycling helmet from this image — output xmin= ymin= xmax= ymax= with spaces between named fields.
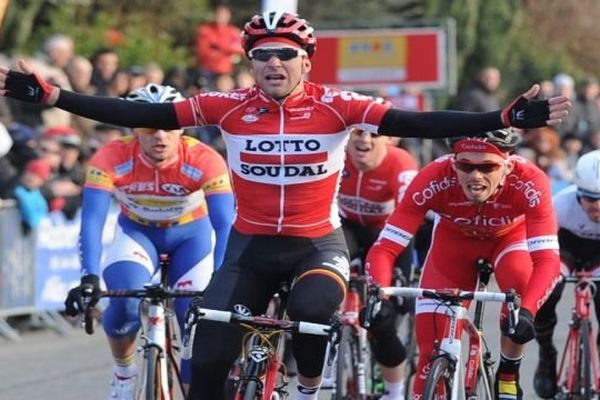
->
xmin=241 ymin=11 xmax=317 ymax=57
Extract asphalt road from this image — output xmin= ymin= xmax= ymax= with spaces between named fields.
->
xmin=0 ymin=286 xmax=576 ymax=400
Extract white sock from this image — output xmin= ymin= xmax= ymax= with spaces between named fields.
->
xmin=384 ymin=380 xmax=405 ymax=399
xmin=295 ymin=383 xmax=320 ymax=400
xmin=113 ymin=363 xmax=138 ymax=379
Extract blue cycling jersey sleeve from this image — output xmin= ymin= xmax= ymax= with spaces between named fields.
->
xmin=79 ymin=187 xmax=112 ymax=276
xmin=205 ymin=192 xmax=235 ymax=270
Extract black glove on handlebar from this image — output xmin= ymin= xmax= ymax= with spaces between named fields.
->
xmin=64 ymin=274 xmax=101 ymax=317
xmin=5 ymin=70 xmax=55 ymax=103
xmin=505 ymin=307 xmax=535 ymax=345
xmin=360 ymin=299 xmax=397 ymax=335
xmin=501 ymin=94 xmax=550 ymax=129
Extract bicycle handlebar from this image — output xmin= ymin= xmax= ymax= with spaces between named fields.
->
xmin=181 ymin=304 xmax=343 ymax=363
xmin=82 ymin=284 xmax=203 ymax=335
xmin=379 ymin=286 xmax=521 ymax=335
xmin=562 ymin=274 xmax=600 ymax=283
xmin=190 ymin=307 xmax=332 ymax=335
xmin=379 ymin=287 xmax=519 ymax=304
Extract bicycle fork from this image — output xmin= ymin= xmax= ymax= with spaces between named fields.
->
xmin=142 ymin=301 xmax=170 ymax=399
xmin=437 ymin=304 xmax=467 ymax=400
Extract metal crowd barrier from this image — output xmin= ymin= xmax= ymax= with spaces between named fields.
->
xmin=0 ymin=199 xmax=38 ymax=340
xmin=0 ymin=200 xmax=119 ymax=341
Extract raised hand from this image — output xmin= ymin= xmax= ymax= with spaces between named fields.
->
xmin=501 ymin=84 xmax=570 ymax=128
xmin=0 ymin=59 xmax=59 ymax=105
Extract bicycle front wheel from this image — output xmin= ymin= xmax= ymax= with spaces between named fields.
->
xmin=145 ymin=346 xmax=161 ymax=400
xmin=472 ymin=362 xmax=494 ymax=400
xmin=578 ymin=319 xmax=592 ymax=400
xmin=335 ymin=325 xmax=373 ymax=399
xmin=241 ymin=379 xmax=259 ymax=400
xmin=423 ymin=356 xmax=454 ymax=400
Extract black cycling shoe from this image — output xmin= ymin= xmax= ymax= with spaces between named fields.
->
xmin=533 ymin=346 xmax=557 ymax=399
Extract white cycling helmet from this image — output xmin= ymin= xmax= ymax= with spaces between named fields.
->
xmin=575 ymin=150 xmax=600 ymax=198
xmin=125 ymin=83 xmax=184 ymax=103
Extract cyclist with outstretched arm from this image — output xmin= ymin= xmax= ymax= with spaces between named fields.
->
xmin=365 ymin=129 xmax=561 ymax=400
xmin=62 ymin=84 xmax=235 ymax=399
xmin=0 ymin=11 xmax=569 ymax=400
xmin=533 ymin=149 xmax=600 ymax=398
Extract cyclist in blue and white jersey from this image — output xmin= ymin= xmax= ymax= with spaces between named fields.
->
xmin=534 ymin=149 xmax=600 ymax=399
xmin=63 ymin=84 xmax=235 ymax=400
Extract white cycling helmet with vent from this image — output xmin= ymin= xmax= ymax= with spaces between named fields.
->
xmin=125 ymin=83 xmax=184 ymax=104
xmin=575 ymin=150 xmax=600 ymax=198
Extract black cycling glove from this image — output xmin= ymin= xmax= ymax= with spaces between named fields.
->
xmin=64 ymin=274 xmax=101 ymax=317
xmin=504 ymin=307 xmax=535 ymax=345
xmin=359 ymin=299 xmax=397 ymax=335
xmin=501 ymin=94 xmax=550 ymax=129
xmin=4 ymin=69 xmax=54 ymax=103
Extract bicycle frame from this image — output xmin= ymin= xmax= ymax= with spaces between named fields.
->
xmin=335 ymin=268 xmax=372 ymax=397
xmin=235 ymin=290 xmax=290 ymax=400
xmin=380 ymin=286 xmax=519 ymax=400
xmin=85 ymin=282 xmax=203 ymax=400
xmin=557 ymin=271 xmax=600 ymax=398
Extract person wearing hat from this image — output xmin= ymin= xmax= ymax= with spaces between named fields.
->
xmin=0 ymin=11 xmax=571 ymax=399
xmin=12 ymin=158 xmax=51 ymax=232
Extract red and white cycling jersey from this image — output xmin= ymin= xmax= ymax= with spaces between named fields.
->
xmin=367 ymin=154 xmax=560 ymax=313
xmin=338 ymin=146 xmax=418 ymax=230
xmin=174 ymin=82 xmax=390 ymax=237
xmin=85 ymin=135 xmax=231 ymax=225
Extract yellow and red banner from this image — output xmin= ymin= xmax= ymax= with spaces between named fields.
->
xmin=309 ymin=28 xmax=447 ymax=89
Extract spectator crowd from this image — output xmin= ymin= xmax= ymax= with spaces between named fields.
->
xmin=1 ymin=7 xmax=599 ymax=235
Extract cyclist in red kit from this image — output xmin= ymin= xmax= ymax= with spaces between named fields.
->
xmin=338 ymin=127 xmax=418 ymax=398
xmin=1 ymin=10 xmax=569 ymax=399
xmin=365 ymin=128 xmax=561 ymax=400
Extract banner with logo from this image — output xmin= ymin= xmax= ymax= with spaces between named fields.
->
xmin=34 ymin=207 xmax=118 ymax=311
xmin=309 ymin=27 xmax=450 ymax=90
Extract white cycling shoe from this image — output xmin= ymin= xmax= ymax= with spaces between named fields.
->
xmin=107 ymin=374 xmax=137 ymax=400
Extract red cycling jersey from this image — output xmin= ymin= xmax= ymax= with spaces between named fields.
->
xmin=174 ymin=82 xmax=390 ymax=237
xmin=338 ymin=146 xmax=418 ymax=230
xmin=366 ymin=154 xmax=560 ymax=314
xmin=85 ymin=135 xmax=232 ymax=226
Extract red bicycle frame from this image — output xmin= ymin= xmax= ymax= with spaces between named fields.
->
xmin=557 ymin=270 xmax=600 ymax=396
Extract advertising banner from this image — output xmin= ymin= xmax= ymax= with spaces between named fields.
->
xmin=309 ymin=27 xmax=450 ymax=90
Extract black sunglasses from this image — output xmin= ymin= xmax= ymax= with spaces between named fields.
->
xmin=454 ymin=160 xmax=504 ymax=173
xmin=249 ymin=47 xmax=306 ymax=62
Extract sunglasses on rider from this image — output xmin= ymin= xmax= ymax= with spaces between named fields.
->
xmin=248 ymin=47 xmax=307 ymax=62
xmin=454 ymin=160 xmax=504 ymax=173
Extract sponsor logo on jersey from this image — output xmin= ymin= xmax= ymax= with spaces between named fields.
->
xmin=380 ymin=224 xmax=412 ymax=247
xmin=161 ymin=183 xmax=190 ymax=195
xmin=338 ymin=195 xmax=394 ymax=216
xmin=411 ymin=176 xmax=456 ymax=206
xmin=320 ymin=88 xmax=371 ymax=103
xmin=242 ymin=114 xmax=259 ymax=123
xmin=528 ymin=235 xmax=559 ymax=251
xmin=201 ymin=91 xmax=247 ymax=101
xmin=239 ymin=138 xmax=329 ymax=178
xmin=438 ymin=212 xmax=518 ymax=228
xmin=121 ymin=181 xmax=155 ymax=193
xmin=507 ymin=175 xmax=542 ymax=207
